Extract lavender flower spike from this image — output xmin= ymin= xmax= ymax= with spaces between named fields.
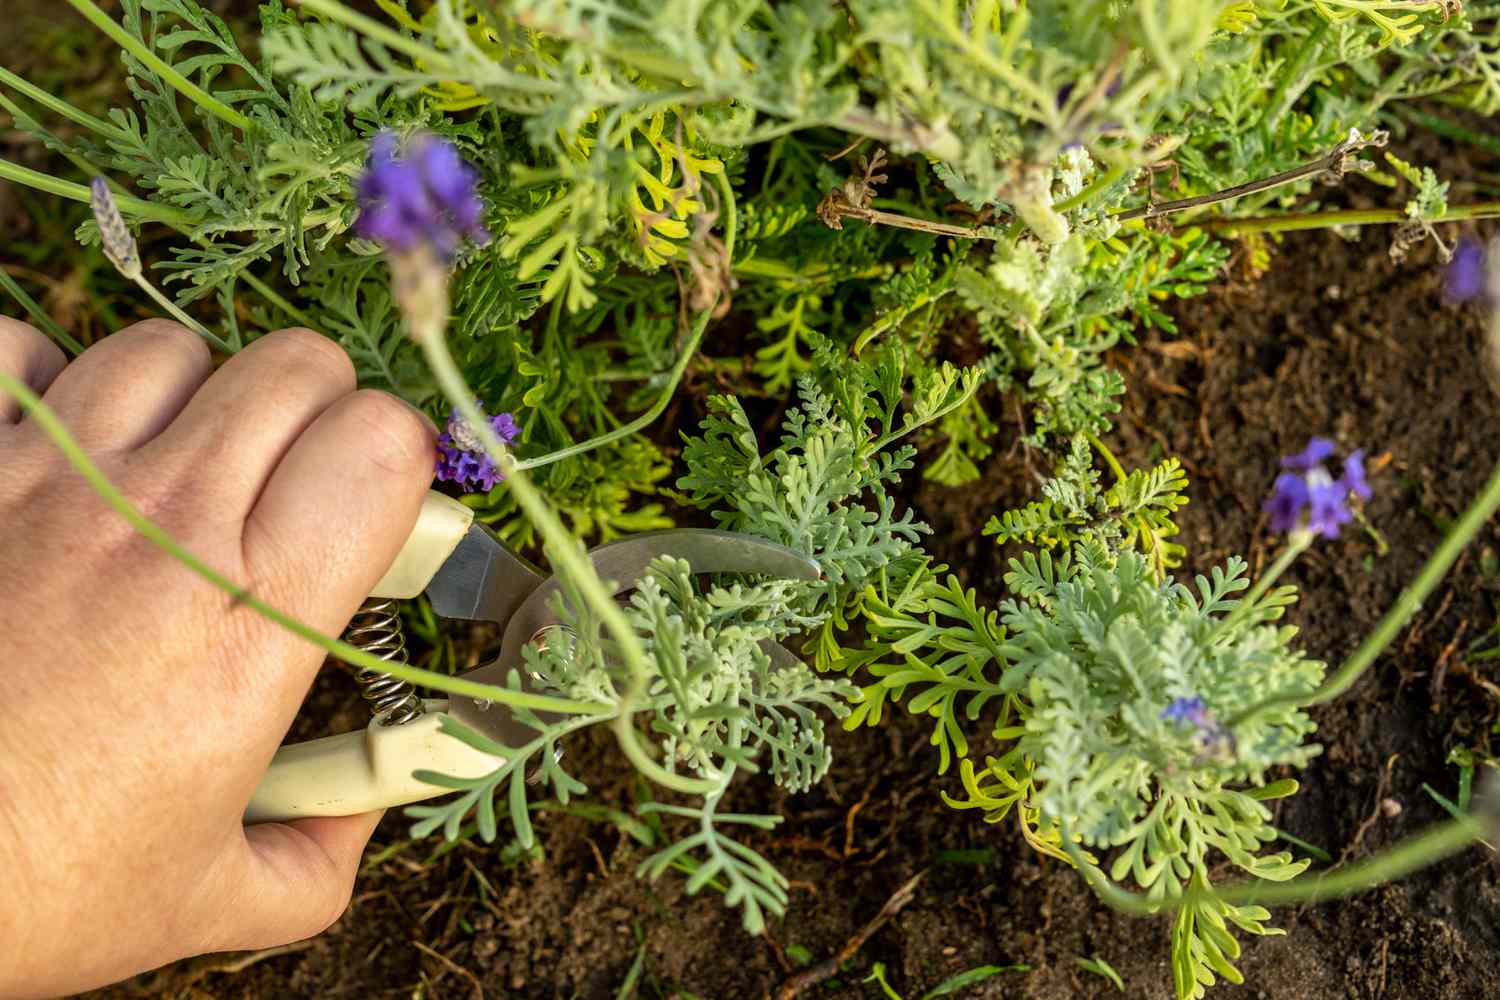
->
xmin=355 ymin=132 xmax=490 ymax=261
xmin=436 ymin=403 xmax=520 ymax=494
xmin=90 ymin=178 xmax=142 ymax=280
xmin=1263 ymin=437 xmax=1372 ymax=539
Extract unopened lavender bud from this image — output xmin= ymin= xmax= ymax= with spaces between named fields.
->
xmin=90 ymin=177 xmax=141 ymax=281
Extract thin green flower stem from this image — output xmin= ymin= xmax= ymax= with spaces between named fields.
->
xmin=0 ymin=156 xmax=194 ymax=225
xmin=0 ymin=267 xmax=85 ymax=355
xmin=64 ymin=0 xmax=253 ymax=132
xmin=412 ymin=323 xmax=722 ymax=798
xmin=0 ymin=94 xmax=113 ymax=184
xmin=0 ymin=370 xmax=607 ymax=718
xmin=1232 ymin=453 xmax=1500 ymax=727
xmin=0 ymin=63 xmax=127 ymax=139
xmin=295 ymin=0 xmax=459 ymax=72
xmin=1212 ymin=532 xmax=1313 ymax=643
xmin=1061 ymin=814 xmax=1486 ymax=915
xmin=130 ymin=274 xmax=234 ymax=354
xmin=513 ymin=170 xmax=736 ymax=472
xmin=240 ymin=270 xmax=317 ymax=330
xmin=1207 ymin=202 xmax=1500 ymax=236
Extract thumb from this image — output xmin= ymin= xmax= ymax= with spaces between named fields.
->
xmin=220 ymin=812 xmax=384 ymax=950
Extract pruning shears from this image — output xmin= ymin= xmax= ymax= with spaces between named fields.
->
xmin=246 ymin=492 xmax=820 ymax=823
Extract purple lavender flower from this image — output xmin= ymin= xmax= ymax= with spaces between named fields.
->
xmin=1161 ymin=696 xmax=1209 ymax=727
xmin=355 ymin=132 xmax=490 ymax=261
xmin=436 ymin=404 xmax=519 ymax=494
xmin=1264 ymin=438 xmax=1372 ymax=538
xmin=1446 ymin=237 xmax=1487 ymax=304
xmin=1342 ymin=451 xmax=1372 ymax=501
xmin=1305 ymin=477 xmax=1355 ymax=537
xmin=1161 ymin=696 xmax=1237 ymax=763
xmin=1280 ymin=436 xmax=1335 ymax=472
xmin=1265 ymin=473 xmax=1310 ymax=534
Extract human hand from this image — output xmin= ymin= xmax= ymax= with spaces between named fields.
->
xmin=0 ymin=317 xmax=435 ymax=999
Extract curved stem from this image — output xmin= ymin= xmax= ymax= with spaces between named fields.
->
xmin=0 ymin=156 xmax=194 ymax=225
xmin=1085 ymin=431 xmax=1127 ymax=483
xmin=413 ymin=325 xmax=720 ymax=796
xmin=1063 ymin=814 xmax=1486 ymax=915
xmin=295 ymin=0 xmax=458 ymax=71
xmin=65 ymin=0 xmax=252 ymax=132
xmin=0 ymin=64 xmax=127 ymax=139
xmin=0 ymin=370 xmax=606 ymax=718
xmin=1212 ymin=533 xmax=1313 ymax=644
xmin=131 ymin=275 xmax=233 ymax=353
xmin=512 ymin=171 xmax=736 ymax=472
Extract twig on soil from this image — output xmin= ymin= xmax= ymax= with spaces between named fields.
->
xmin=1429 ymin=617 xmax=1470 ymax=703
xmin=844 ymin=787 xmax=873 ymax=858
xmin=412 ymin=940 xmax=485 ymax=1000
xmin=774 ymin=869 xmax=927 ymax=1000
xmin=1341 ymin=753 xmax=1401 ymax=865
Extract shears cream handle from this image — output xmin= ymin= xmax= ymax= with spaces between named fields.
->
xmin=248 ymin=491 xmax=482 ymax=824
xmin=369 ymin=490 xmax=475 ymax=599
xmin=246 ymin=701 xmax=502 ymax=823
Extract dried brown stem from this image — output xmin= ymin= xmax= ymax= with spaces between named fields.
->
xmin=774 ymin=869 xmax=927 ymax=999
xmin=1119 ymin=128 xmax=1388 ymax=223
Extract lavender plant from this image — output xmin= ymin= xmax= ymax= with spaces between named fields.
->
xmin=834 ymin=434 xmax=1500 ymax=997
xmin=5 ymin=0 xmax=1500 ymax=994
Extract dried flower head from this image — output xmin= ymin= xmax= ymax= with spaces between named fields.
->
xmin=90 ymin=177 xmax=141 ymax=280
xmin=1265 ymin=437 xmax=1370 ymax=538
xmin=355 ymin=133 xmax=490 ymax=261
xmin=436 ymin=404 xmax=520 ymax=494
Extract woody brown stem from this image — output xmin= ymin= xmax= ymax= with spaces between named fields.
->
xmin=1117 ymin=128 xmax=1388 ymax=223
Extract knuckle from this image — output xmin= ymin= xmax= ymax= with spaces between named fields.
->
xmin=117 ymin=318 xmax=212 ymax=367
xmin=0 ymin=315 xmax=65 ymax=375
xmin=341 ymin=390 xmax=434 ymax=478
xmin=0 ymin=314 xmax=44 ymax=354
xmin=259 ymin=327 xmax=354 ymax=386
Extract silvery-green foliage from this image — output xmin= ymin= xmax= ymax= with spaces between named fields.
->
xmin=985 ymin=433 xmax=1190 ymax=571
xmin=833 ymin=445 xmax=1324 ymax=996
xmin=408 ymin=364 xmax=973 ymax=933
xmin=1002 ymin=543 xmax=1324 ymax=996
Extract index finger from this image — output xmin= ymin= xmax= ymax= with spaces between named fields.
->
xmin=0 ymin=315 xmax=67 ymax=424
xmin=241 ymin=388 xmax=435 ymax=723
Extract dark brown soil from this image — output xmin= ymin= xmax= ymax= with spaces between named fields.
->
xmin=81 ymin=225 xmax=1500 ymax=1000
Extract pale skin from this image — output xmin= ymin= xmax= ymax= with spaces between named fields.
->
xmin=0 ymin=315 xmax=436 ymax=999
